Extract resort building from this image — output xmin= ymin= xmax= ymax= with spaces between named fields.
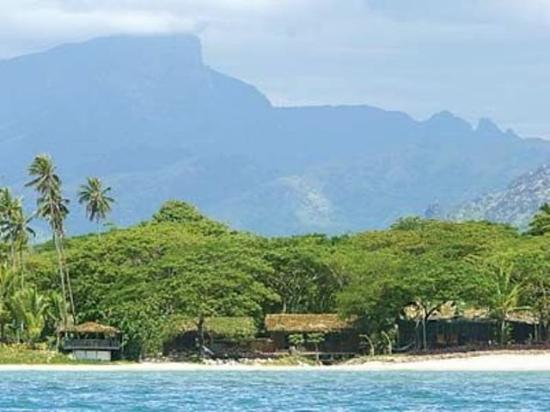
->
xmin=264 ymin=313 xmax=360 ymax=360
xmin=162 ymin=316 xmax=257 ymax=359
xmin=398 ymin=308 xmax=537 ymax=349
xmin=60 ymin=322 xmax=121 ymax=361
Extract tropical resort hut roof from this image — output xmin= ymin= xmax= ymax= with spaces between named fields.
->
xmin=403 ymin=304 xmax=538 ymax=325
xmin=162 ymin=316 xmax=258 ymax=356
xmin=165 ymin=316 xmax=257 ymax=341
xmin=265 ymin=314 xmax=354 ymax=333
xmin=59 ymin=321 xmax=120 ymax=336
xmin=59 ymin=322 xmax=121 ymax=361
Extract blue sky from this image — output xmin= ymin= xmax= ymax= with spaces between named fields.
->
xmin=1 ymin=0 xmax=550 ymax=138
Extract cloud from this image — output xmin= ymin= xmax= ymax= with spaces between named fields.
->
xmin=0 ymin=1 xmax=360 ymax=55
xmin=490 ymin=0 xmax=550 ymax=26
xmin=0 ymin=0 xmax=549 ymax=137
xmin=1 ymin=0 xmax=544 ymax=58
xmin=1 ymin=0 xmax=549 ymax=53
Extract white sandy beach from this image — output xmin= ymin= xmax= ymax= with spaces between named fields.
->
xmin=2 ymin=352 xmax=550 ymax=372
xmin=343 ymin=352 xmax=550 ymax=372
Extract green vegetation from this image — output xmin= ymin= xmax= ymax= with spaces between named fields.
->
xmin=0 ymin=344 xmax=76 ymax=364
xmin=78 ymin=177 xmax=114 ymax=232
xmin=528 ymin=203 xmax=550 ymax=236
xmin=2 ymin=156 xmax=550 ymax=361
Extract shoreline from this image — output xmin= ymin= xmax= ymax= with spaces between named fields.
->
xmin=3 ymin=351 xmax=550 ymax=372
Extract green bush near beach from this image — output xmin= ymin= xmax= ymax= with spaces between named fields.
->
xmin=0 ymin=344 xmax=76 ymax=364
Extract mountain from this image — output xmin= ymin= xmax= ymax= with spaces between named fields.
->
xmin=448 ymin=165 xmax=550 ymax=229
xmin=1 ymin=34 xmax=550 ymax=235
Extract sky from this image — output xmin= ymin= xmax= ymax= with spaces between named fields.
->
xmin=1 ymin=0 xmax=550 ymax=138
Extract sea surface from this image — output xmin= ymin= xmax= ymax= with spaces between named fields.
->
xmin=1 ymin=371 xmax=549 ymax=411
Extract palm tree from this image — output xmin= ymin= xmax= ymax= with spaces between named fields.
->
xmin=26 ymin=154 xmax=74 ymax=327
xmin=485 ymin=260 xmax=526 ymax=345
xmin=77 ymin=177 xmax=114 ymax=234
xmin=0 ymin=188 xmax=21 ymax=268
xmin=47 ymin=291 xmax=68 ymax=348
xmin=0 ymin=196 xmax=35 ymax=279
xmin=0 ymin=264 xmax=16 ymax=342
xmin=528 ymin=203 xmax=550 ymax=236
xmin=11 ymin=287 xmax=48 ymax=346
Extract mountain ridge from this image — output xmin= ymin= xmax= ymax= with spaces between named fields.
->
xmin=448 ymin=165 xmax=550 ymax=229
xmin=1 ymin=34 xmax=550 ymax=235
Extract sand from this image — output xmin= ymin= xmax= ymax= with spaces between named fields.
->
xmin=2 ymin=351 xmax=550 ymax=372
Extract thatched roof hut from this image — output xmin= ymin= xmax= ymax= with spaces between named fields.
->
xmin=59 ymin=321 xmax=120 ymax=336
xmin=166 ymin=316 xmax=257 ymax=341
xmin=403 ymin=304 xmax=538 ymax=325
xmin=265 ymin=314 xmax=353 ymax=333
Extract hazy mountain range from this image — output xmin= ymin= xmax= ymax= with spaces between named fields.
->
xmin=1 ymin=34 xmax=550 ymax=235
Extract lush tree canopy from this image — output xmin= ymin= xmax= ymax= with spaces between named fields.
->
xmin=2 ymin=186 xmax=550 ymax=358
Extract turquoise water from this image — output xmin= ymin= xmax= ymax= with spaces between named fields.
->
xmin=1 ymin=371 xmax=549 ymax=411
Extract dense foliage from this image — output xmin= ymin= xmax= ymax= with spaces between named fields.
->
xmin=2 ymin=160 xmax=550 ymax=358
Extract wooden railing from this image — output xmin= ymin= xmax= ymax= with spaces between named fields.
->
xmin=63 ymin=338 xmax=121 ymax=351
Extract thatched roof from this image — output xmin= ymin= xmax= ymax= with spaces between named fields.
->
xmin=404 ymin=304 xmax=538 ymax=324
xmin=265 ymin=314 xmax=353 ymax=333
xmin=167 ymin=316 xmax=257 ymax=340
xmin=60 ymin=321 xmax=120 ymax=336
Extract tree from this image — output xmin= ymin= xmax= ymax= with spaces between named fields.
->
xmin=60 ymin=219 xmax=279 ymax=358
xmin=0 ymin=197 xmax=35 ymax=280
xmin=0 ymin=265 xmax=16 ymax=342
xmin=10 ymin=287 xmax=48 ymax=346
xmin=0 ymin=188 xmax=26 ymax=269
xmin=521 ymin=256 xmax=550 ymax=342
xmin=263 ymin=236 xmax=340 ymax=314
xmin=77 ymin=177 xmax=114 ymax=233
xmin=167 ymin=254 xmax=276 ymax=358
xmin=26 ymin=154 xmax=74 ymax=326
xmin=288 ymin=333 xmax=305 ymax=352
xmin=152 ymin=200 xmax=228 ymax=236
xmin=153 ymin=235 xmax=277 ymax=358
xmin=306 ymin=333 xmax=325 ymax=362
xmin=401 ymin=258 xmax=472 ymax=351
xmin=475 ymin=258 xmax=527 ymax=345
xmin=528 ymin=203 xmax=550 ymax=236
xmin=46 ymin=291 xmax=70 ymax=348
xmin=336 ymin=251 xmax=408 ymax=349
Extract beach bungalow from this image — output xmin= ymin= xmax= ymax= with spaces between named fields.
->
xmin=162 ymin=316 xmax=257 ymax=358
xmin=264 ymin=314 xmax=359 ymax=359
xmin=60 ymin=321 xmax=121 ymax=361
xmin=398 ymin=307 xmax=537 ymax=349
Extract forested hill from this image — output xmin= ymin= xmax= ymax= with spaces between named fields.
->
xmin=2 ymin=34 xmax=550 ymax=235
xmin=20 ymin=201 xmax=550 ymax=358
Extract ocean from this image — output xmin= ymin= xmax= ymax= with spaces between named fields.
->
xmin=1 ymin=371 xmax=549 ymax=411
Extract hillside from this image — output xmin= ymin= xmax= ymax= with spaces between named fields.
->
xmin=449 ymin=165 xmax=550 ymax=229
xmin=1 ymin=34 xmax=550 ymax=235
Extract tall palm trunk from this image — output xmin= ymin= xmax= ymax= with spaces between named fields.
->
xmin=53 ymin=234 xmax=69 ymax=327
xmin=197 ymin=315 xmax=205 ymax=359
xmin=500 ymin=319 xmax=507 ymax=345
xmin=421 ymin=315 xmax=428 ymax=351
xmin=10 ymin=240 xmax=16 ymax=272
xmin=18 ymin=245 xmax=24 ymax=287
xmin=58 ymin=236 xmax=75 ymax=320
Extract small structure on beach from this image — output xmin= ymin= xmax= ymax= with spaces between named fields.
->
xmin=162 ymin=316 xmax=257 ymax=358
xmin=59 ymin=321 xmax=121 ymax=361
xmin=264 ymin=313 xmax=359 ymax=359
xmin=398 ymin=307 xmax=537 ymax=349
